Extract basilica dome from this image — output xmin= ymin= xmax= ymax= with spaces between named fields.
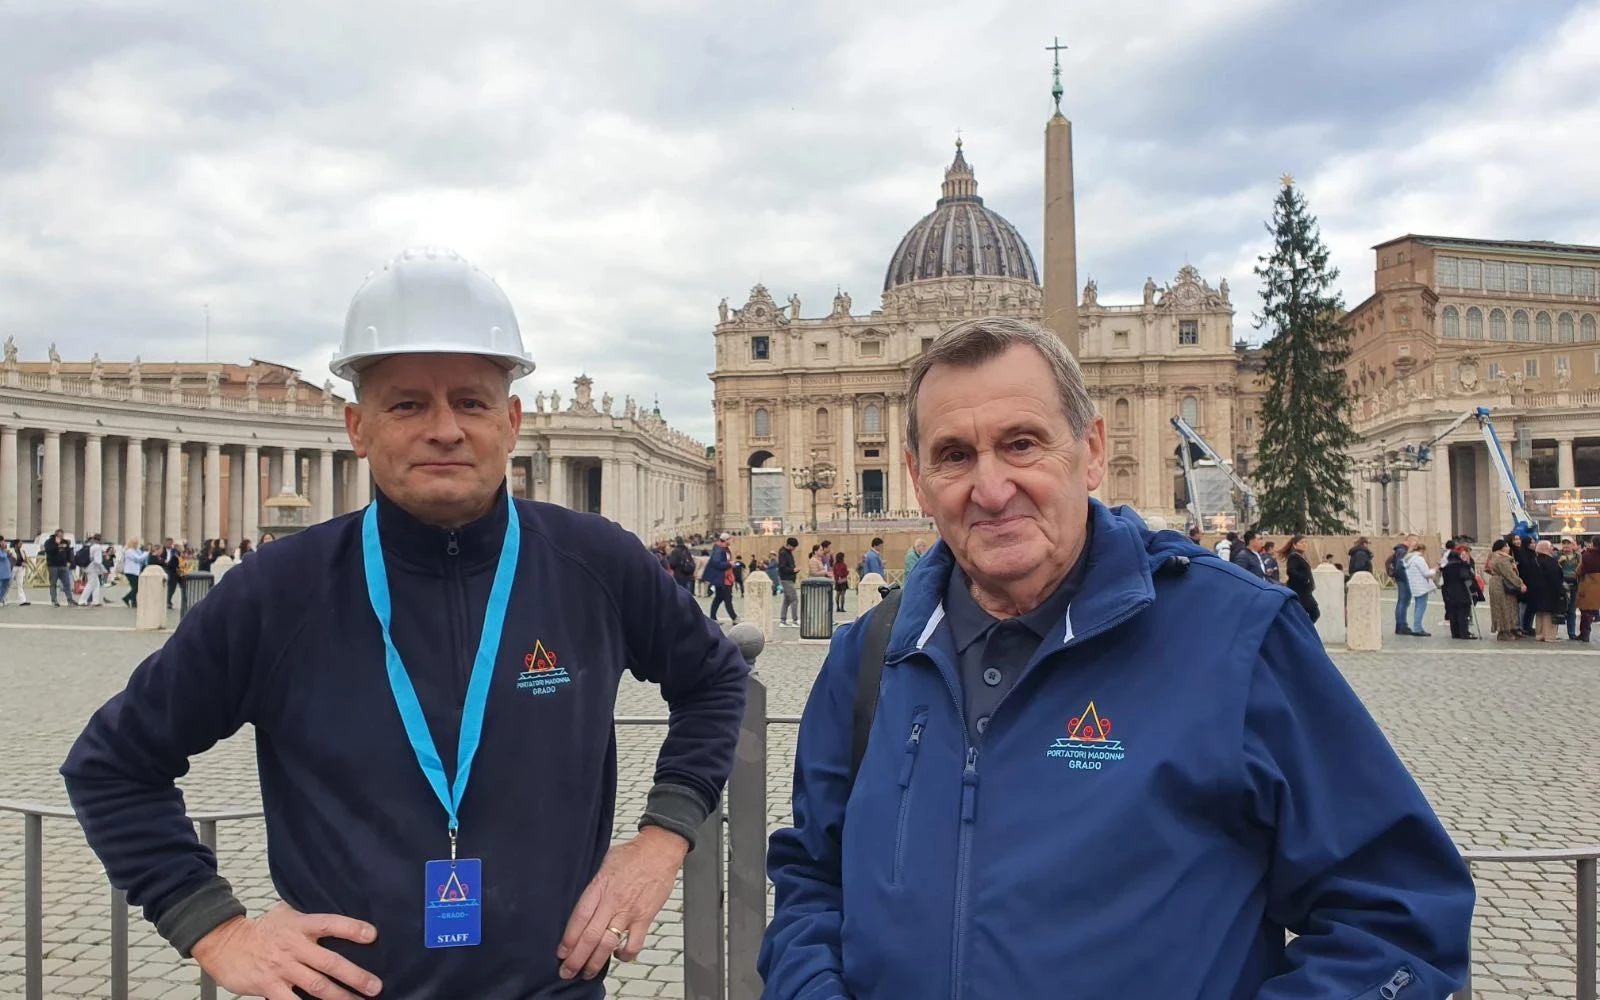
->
xmin=883 ymin=141 xmax=1040 ymax=291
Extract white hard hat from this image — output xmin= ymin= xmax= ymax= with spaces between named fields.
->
xmin=330 ymin=247 xmax=535 ymax=383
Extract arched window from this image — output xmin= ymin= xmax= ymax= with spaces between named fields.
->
xmin=1465 ymin=307 xmax=1483 ymax=339
xmin=1113 ymin=398 xmax=1131 ymax=430
xmin=863 ymin=403 xmax=882 ymax=435
xmin=814 ymin=407 xmax=829 ymax=435
xmin=752 ymin=407 xmax=771 ymax=438
xmin=1441 ymin=306 xmax=1460 ymax=338
xmin=1559 ymin=313 xmax=1575 ymax=343
xmin=1180 ymin=395 xmax=1198 ymax=426
xmin=1113 ymin=468 xmax=1134 ymax=501
xmin=1489 ymin=309 xmax=1507 ymax=340
xmin=1514 ymin=310 xmax=1531 ymax=341
xmin=1537 ymin=312 xmax=1554 ymax=342
xmin=1583 ymin=315 xmax=1598 ymax=342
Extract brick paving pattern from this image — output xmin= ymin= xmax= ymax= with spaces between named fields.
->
xmin=1 ymin=585 xmax=1597 ymax=998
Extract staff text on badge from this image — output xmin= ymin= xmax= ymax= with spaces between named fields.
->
xmin=424 ymin=858 xmax=483 ymax=948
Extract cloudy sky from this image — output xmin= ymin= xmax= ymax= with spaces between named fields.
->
xmin=3 ymin=0 xmax=1596 ymax=442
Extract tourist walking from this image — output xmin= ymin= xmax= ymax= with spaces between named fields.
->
xmin=1576 ymin=537 xmax=1600 ymax=641
xmin=1403 ymin=543 xmax=1437 ymax=636
xmin=703 ymin=532 xmax=739 ymax=624
xmin=830 ymin=551 xmax=850 ymax=612
xmin=1440 ymin=547 xmax=1479 ymax=640
xmin=777 ymin=536 xmax=799 ymax=627
xmin=1485 ymin=539 xmax=1526 ymax=641
xmin=120 ymin=539 xmax=148 ymax=607
xmin=3 ymin=538 xmax=27 ymax=606
xmin=1529 ymin=540 xmax=1566 ymax=642
xmin=43 ymin=528 xmax=76 ymax=606
xmin=0 ymin=534 xmax=12 ymax=607
xmin=1283 ymin=534 xmax=1318 ymax=623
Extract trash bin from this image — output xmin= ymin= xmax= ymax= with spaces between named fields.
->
xmin=180 ymin=571 xmax=215 ymax=619
xmin=800 ymin=577 xmax=835 ymax=640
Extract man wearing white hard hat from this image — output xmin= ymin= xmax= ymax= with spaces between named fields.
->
xmin=63 ymin=248 xmax=750 ymax=998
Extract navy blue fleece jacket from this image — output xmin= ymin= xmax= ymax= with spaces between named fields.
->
xmin=61 ymin=488 xmax=749 ymax=999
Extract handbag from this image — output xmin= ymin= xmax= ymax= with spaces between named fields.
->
xmin=1502 ymin=578 xmax=1520 ymax=597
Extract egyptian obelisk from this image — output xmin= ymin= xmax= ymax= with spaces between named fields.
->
xmin=1042 ymin=37 xmax=1079 ymax=357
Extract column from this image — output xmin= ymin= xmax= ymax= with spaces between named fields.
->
xmin=164 ymin=440 xmax=183 ymax=542
xmin=41 ymin=430 xmax=61 ymax=532
xmin=1431 ymin=443 xmax=1452 ymax=540
xmin=549 ymin=455 xmax=568 ymax=509
xmin=62 ymin=437 xmax=79 ymax=535
xmin=886 ymin=395 xmax=904 ymax=515
xmin=268 ymin=448 xmax=284 ymax=497
xmin=722 ymin=403 xmax=742 ymax=529
xmin=82 ymin=433 xmax=104 ymax=535
xmin=838 ymin=397 xmax=857 ymax=496
xmin=199 ymin=442 xmax=219 ymax=540
xmin=228 ymin=449 xmax=245 ymax=544
xmin=619 ymin=457 xmax=638 ymax=534
xmin=1558 ymin=437 xmax=1576 ymax=489
xmin=317 ymin=449 xmax=335 ymax=522
xmin=242 ymin=445 xmax=260 ymax=544
xmin=186 ymin=448 xmax=203 ymax=541
xmin=354 ymin=455 xmax=371 ymax=508
xmin=601 ymin=456 xmax=620 ymax=521
xmin=103 ymin=440 xmax=123 ymax=543
xmin=143 ymin=443 xmax=161 ymax=540
xmin=1 ymin=425 xmax=17 ymax=538
xmin=123 ymin=438 xmax=143 ymax=543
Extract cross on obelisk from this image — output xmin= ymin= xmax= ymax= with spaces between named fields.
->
xmin=1046 ymin=36 xmax=1067 ymax=111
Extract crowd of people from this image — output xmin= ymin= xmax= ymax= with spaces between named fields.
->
xmin=0 ymin=530 xmax=276 ymax=609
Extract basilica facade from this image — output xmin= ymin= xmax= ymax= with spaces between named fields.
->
xmin=709 ymin=115 xmax=1265 ymax=533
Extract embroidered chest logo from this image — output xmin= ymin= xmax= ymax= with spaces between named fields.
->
xmin=516 ymin=640 xmax=572 ymax=696
xmin=1045 ymin=700 xmax=1126 ymax=770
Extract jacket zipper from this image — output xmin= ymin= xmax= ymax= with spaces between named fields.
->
xmin=1378 ymin=968 xmax=1412 ymax=998
xmin=445 ymin=530 xmax=469 ymax=693
xmin=892 ymin=710 xmax=928 ymax=885
xmin=941 ymin=595 xmax=1149 ymax=1000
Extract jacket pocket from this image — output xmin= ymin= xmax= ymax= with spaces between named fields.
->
xmin=892 ymin=707 xmax=929 ymax=886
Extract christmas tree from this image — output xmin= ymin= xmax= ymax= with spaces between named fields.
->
xmin=1251 ymin=177 xmax=1355 ymax=534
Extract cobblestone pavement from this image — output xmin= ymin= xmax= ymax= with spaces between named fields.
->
xmin=2 ymin=581 xmax=1597 ymax=999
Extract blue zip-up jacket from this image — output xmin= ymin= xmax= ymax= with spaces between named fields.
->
xmin=62 ymin=488 xmax=749 ymax=999
xmin=703 ymin=544 xmax=731 ymax=585
xmin=759 ymin=501 xmax=1473 ymax=1000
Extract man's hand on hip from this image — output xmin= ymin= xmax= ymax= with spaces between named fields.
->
xmin=190 ymin=902 xmax=381 ymax=1000
xmin=558 ymin=826 xmax=689 ymax=981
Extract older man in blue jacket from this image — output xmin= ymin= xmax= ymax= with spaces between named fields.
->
xmin=759 ymin=317 xmax=1473 ymax=999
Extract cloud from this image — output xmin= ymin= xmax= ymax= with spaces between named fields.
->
xmin=0 ymin=0 xmax=1594 ymax=440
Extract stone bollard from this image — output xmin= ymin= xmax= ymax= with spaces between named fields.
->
xmin=1345 ymin=571 xmax=1382 ymax=651
xmin=743 ymin=570 xmax=773 ymax=644
xmin=1312 ymin=563 xmax=1346 ymax=645
xmin=857 ymin=573 xmax=887 ymax=618
xmin=135 ymin=565 xmax=170 ymax=631
xmin=210 ymin=554 xmax=236 ymax=580
xmin=728 ymin=620 xmax=765 ymax=668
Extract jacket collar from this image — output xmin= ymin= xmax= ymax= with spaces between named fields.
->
xmin=372 ymin=483 xmax=511 ymax=572
xmin=887 ymin=498 xmax=1157 ymax=659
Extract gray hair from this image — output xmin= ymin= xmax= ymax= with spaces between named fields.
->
xmin=905 ymin=316 xmax=1096 ymax=457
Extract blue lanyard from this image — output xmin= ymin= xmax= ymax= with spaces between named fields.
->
xmin=360 ymin=495 xmax=521 ymax=856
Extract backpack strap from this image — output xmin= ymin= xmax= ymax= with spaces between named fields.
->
xmin=850 ymin=586 xmax=904 ymax=785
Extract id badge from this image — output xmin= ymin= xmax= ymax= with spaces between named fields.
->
xmin=424 ymin=858 xmax=482 ymax=948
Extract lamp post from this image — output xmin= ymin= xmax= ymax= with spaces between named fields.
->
xmin=834 ymin=489 xmax=859 ymax=532
xmin=790 ymin=452 xmax=835 ymax=531
xmin=1359 ymin=450 xmax=1420 ymax=535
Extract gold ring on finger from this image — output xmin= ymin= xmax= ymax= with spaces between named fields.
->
xmin=608 ymin=926 xmax=629 ymax=949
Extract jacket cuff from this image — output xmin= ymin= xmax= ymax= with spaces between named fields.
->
xmin=638 ymin=782 xmax=711 ymax=851
xmin=154 ymin=875 xmax=247 ymax=958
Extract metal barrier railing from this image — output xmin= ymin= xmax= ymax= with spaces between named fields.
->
xmin=1452 ymin=847 xmax=1598 ymax=1000
xmin=5 ymin=679 xmax=1596 ymax=1000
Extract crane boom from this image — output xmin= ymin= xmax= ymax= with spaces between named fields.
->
xmin=1170 ymin=416 xmax=1258 ymax=530
xmin=1407 ymin=406 xmax=1536 ymax=539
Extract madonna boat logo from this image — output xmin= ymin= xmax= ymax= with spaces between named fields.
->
xmin=517 ymin=640 xmax=572 ymax=696
xmin=1045 ymin=700 xmax=1125 ymax=770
